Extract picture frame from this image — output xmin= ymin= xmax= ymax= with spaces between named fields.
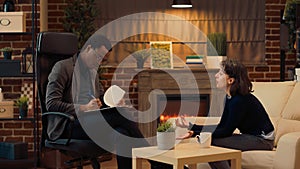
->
xmin=21 ymin=47 xmax=33 ymax=74
xmin=150 ymin=41 xmax=173 ymax=69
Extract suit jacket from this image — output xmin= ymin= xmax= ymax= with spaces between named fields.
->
xmin=45 ymin=53 xmax=104 ymax=140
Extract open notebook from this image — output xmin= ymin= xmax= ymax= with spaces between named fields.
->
xmin=84 ymin=85 xmax=125 ymax=112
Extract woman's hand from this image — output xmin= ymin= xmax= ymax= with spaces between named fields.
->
xmin=175 ymin=116 xmax=189 ymax=128
xmin=176 ymin=131 xmax=194 ymax=140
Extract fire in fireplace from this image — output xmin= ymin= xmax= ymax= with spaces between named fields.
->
xmin=157 ymin=94 xmax=209 ymax=123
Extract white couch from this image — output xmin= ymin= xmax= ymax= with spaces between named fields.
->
xmin=172 ymin=81 xmax=300 ymax=169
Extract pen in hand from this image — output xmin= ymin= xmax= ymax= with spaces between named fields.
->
xmin=89 ymin=93 xmax=96 ymax=99
xmin=88 ymin=93 xmax=102 ymax=108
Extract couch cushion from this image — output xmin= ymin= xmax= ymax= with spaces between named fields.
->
xmin=281 ymin=82 xmax=300 ymax=121
xmin=252 ymin=81 xmax=296 ymax=130
xmin=275 ymin=119 xmax=300 ymax=146
xmin=274 ymin=82 xmax=300 ymax=146
xmin=242 ymin=150 xmax=275 ymax=169
xmin=273 ymin=132 xmax=300 ymax=169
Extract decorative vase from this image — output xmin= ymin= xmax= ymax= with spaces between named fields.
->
xmin=156 ymin=131 xmax=175 ymax=150
xmin=19 ymin=107 xmax=28 ymax=118
xmin=3 ymin=51 xmax=12 ymax=60
xmin=136 ymin=60 xmax=144 ymax=69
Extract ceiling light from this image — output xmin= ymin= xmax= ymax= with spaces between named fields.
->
xmin=172 ymin=0 xmax=192 ymax=8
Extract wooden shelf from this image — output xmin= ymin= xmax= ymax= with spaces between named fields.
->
xmin=0 ymin=1 xmax=38 ymax=168
xmin=0 ymin=73 xmax=34 ymax=77
xmin=0 ymin=32 xmax=32 ymax=35
xmin=0 ymin=117 xmax=34 ymax=121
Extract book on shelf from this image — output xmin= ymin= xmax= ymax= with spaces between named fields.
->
xmin=186 ymin=55 xmax=203 ymax=64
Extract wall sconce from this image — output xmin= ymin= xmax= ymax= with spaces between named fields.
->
xmin=172 ymin=0 xmax=192 ymax=8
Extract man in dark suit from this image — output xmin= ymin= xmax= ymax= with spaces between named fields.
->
xmin=46 ymin=34 xmax=150 ymax=169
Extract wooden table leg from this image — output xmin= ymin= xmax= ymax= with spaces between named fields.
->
xmin=174 ymin=161 xmax=191 ymax=169
xmin=230 ymin=155 xmax=241 ymax=169
xmin=132 ymin=157 xmax=142 ymax=169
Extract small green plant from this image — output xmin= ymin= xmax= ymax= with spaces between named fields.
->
xmin=131 ymin=49 xmax=150 ymax=62
xmin=157 ymin=121 xmax=176 ymax=132
xmin=0 ymin=47 xmax=13 ymax=52
xmin=131 ymin=49 xmax=150 ymax=68
xmin=207 ymin=33 xmax=227 ymax=56
xmin=14 ymin=96 xmax=29 ymax=110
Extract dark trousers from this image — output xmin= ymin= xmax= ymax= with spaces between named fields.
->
xmin=209 ymin=134 xmax=274 ymax=169
xmin=67 ymin=107 xmax=150 ymax=169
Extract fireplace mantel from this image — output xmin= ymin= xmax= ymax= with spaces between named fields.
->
xmin=137 ymin=68 xmax=224 ymax=138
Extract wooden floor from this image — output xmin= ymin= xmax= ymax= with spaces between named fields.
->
xmin=37 ymin=155 xmax=151 ymax=169
xmin=83 ymin=155 xmax=150 ymax=169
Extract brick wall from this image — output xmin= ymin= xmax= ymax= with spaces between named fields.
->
xmin=47 ymin=0 xmax=295 ymax=82
xmin=0 ymin=0 xmax=295 ymax=80
xmin=0 ymin=0 xmax=296 ymax=157
xmin=264 ymin=0 xmax=296 ymax=81
xmin=0 ymin=77 xmax=36 ymax=156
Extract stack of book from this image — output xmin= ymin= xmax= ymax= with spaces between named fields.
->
xmin=186 ymin=55 xmax=203 ymax=64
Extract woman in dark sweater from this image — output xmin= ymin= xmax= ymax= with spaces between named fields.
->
xmin=176 ymin=59 xmax=274 ymax=169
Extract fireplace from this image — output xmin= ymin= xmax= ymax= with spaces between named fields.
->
xmin=157 ymin=94 xmax=209 ymax=123
xmin=137 ymin=68 xmax=220 ymax=138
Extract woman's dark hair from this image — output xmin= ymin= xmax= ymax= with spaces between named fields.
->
xmin=221 ymin=59 xmax=253 ymax=96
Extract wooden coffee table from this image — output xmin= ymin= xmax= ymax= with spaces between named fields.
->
xmin=132 ymin=142 xmax=241 ymax=169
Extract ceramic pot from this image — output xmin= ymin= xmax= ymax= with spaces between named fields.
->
xmin=156 ymin=131 xmax=175 ymax=150
xmin=19 ymin=107 xmax=28 ymax=118
xmin=3 ymin=51 xmax=12 ymax=60
xmin=136 ymin=61 xmax=144 ymax=69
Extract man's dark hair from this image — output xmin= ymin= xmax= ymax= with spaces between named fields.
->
xmin=82 ymin=34 xmax=112 ymax=52
xmin=221 ymin=59 xmax=253 ymax=96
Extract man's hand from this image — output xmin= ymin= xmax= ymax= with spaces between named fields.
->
xmin=80 ymin=98 xmax=102 ymax=112
xmin=87 ymin=98 xmax=102 ymax=110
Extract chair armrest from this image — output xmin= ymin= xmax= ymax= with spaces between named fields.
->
xmin=42 ymin=112 xmax=75 ymax=121
xmin=273 ymin=132 xmax=300 ymax=169
xmin=42 ymin=112 xmax=75 ymax=145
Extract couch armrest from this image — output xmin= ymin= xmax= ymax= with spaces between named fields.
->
xmin=273 ymin=132 xmax=300 ymax=169
xmin=168 ymin=117 xmax=220 ymax=125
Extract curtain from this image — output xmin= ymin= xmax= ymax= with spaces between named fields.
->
xmin=95 ymin=0 xmax=265 ymax=65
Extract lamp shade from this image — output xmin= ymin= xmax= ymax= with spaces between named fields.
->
xmin=172 ymin=0 xmax=192 ymax=8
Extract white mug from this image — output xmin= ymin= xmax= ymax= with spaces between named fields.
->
xmin=195 ymin=132 xmax=212 ymax=148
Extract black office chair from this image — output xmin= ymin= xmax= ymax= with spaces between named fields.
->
xmin=36 ymin=32 xmax=110 ymax=169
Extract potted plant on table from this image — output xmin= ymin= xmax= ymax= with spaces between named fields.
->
xmin=0 ymin=47 xmax=13 ymax=60
xmin=157 ymin=121 xmax=176 ymax=150
xmin=14 ymin=96 xmax=29 ymax=118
